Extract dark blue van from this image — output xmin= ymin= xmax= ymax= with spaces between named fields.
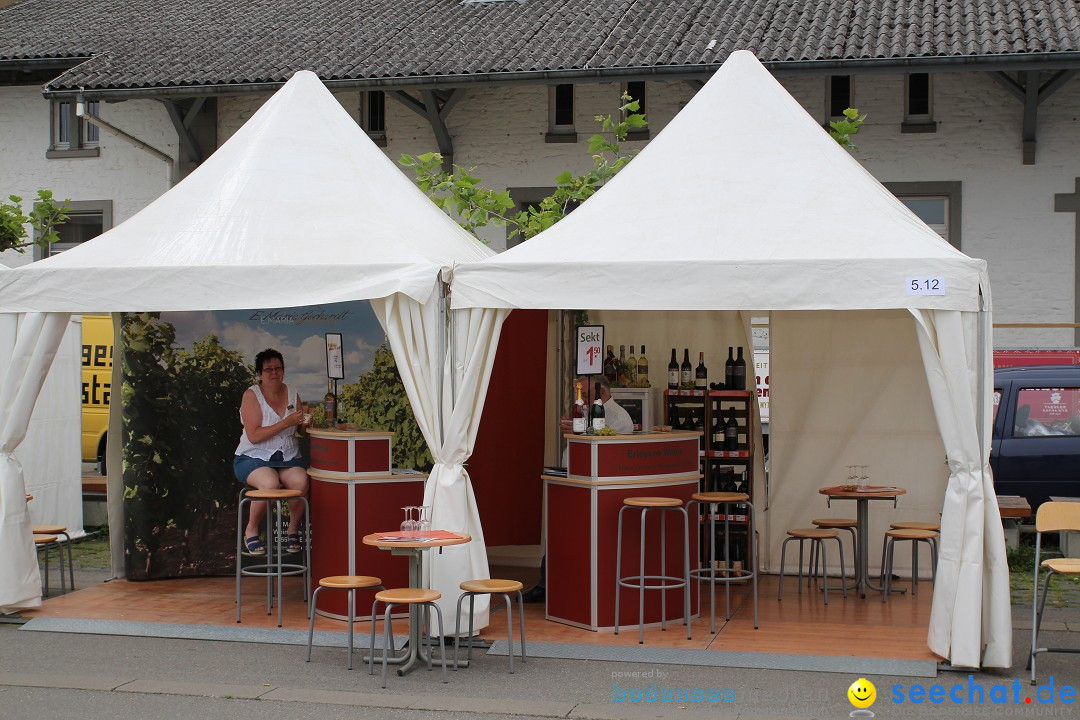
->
xmin=992 ymin=365 xmax=1080 ymax=509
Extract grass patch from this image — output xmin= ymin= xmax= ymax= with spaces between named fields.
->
xmin=1008 ymin=535 xmax=1080 ymax=608
xmin=69 ymin=527 xmax=111 ymax=570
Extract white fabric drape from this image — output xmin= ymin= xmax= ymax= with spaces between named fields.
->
xmin=372 ymin=289 xmax=509 ymax=633
xmin=912 ymin=306 xmax=1011 ymax=668
xmin=0 ymin=311 xmax=72 ymax=612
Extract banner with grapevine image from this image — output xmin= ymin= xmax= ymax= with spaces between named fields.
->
xmin=121 ymin=302 xmax=431 ymax=580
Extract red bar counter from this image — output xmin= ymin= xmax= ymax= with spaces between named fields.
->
xmin=308 ymin=428 xmax=425 ymax=619
xmin=544 ymin=431 xmax=701 ymax=631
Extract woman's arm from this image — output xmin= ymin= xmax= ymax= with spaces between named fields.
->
xmin=240 ymin=388 xmax=303 ymax=444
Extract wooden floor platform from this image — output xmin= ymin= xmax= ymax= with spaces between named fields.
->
xmin=19 ymin=572 xmax=939 ymax=662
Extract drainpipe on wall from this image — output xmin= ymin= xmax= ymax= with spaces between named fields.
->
xmin=76 ymin=94 xmax=177 ymax=186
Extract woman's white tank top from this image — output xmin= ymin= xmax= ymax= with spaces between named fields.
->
xmin=234 ymin=384 xmax=300 ymax=461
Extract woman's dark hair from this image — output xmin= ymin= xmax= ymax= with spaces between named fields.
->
xmin=254 ymin=348 xmax=285 ymax=374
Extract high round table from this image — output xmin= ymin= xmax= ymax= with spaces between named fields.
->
xmin=818 ymin=486 xmax=906 ymax=599
xmin=363 ymin=531 xmax=471 ymax=675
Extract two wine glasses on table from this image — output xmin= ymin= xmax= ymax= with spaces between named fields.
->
xmin=846 ymin=465 xmax=870 ymax=490
xmin=400 ymin=505 xmax=433 ymax=533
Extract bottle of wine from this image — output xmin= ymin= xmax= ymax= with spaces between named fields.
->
xmin=627 ymin=346 xmax=637 ymax=384
xmin=324 ymin=379 xmax=337 ymax=428
xmin=604 ymin=345 xmax=617 ymax=385
xmin=591 ymin=381 xmax=606 ymax=432
xmin=724 ymin=407 xmax=738 ymax=452
xmin=680 ymin=348 xmax=692 ymax=387
xmin=695 ymin=351 xmax=707 ymax=390
xmin=572 ymin=379 xmax=587 ymax=434
xmin=667 ymin=348 xmax=679 ymax=390
xmin=731 ymin=538 xmax=744 ymax=572
xmin=724 ymin=346 xmax=735 ymax=388
xmin=617 ymin=345 xmax=630 ymax=386
xmin=734 ymin=347 xmax=747 ymax=390
xmin=711 ymin=412 xmax=723 ymax=451
xmin=637 ymin=345 xmax=649 ymax=385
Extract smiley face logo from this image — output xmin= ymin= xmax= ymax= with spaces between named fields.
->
xmin=847 ymin=678 xmax=877 ymax=709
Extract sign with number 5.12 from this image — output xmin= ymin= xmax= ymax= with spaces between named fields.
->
xmin=905 ymin=276 xmax=946 ymax=296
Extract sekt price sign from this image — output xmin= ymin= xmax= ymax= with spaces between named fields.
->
xmin=576 ymin=325 xmax=604 ymax=375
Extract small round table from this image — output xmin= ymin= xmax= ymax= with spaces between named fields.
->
xmin=818 ymin=486 xmax=906 ymax=599
xmin=363 ymin=531 xmax=471 ymax=675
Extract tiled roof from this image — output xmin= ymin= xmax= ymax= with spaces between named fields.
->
xmin=0 ymin=0 xmax=1077 ymax=93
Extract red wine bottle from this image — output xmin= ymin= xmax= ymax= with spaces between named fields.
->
xmin=724 ymin=407 xmax=739 ymax=451
xmin=695 ymin=352 xmax=707 ymax=390
xmin=591 ymin=381 xmax=606 ymax=432
xmin=667 ymin=349 xmax=679 ymax=390
xmin=724 ymin=347 xmax=735 ymax=388
xmin=734 ymin=347 xmax=746 ymax=390
xmin=680 ymin=349 xmax=692 ymax=387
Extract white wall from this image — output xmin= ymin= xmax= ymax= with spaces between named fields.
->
xmin=7 ymin=71 xmax=1080 ymax=347
xmin=0 ymin=84 xmax=176 ymax=268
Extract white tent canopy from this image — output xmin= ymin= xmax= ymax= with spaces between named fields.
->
xmin=452 ymin=51 xmax=1007 ymax=668
xmin=0 ymin=71 xmax=504 ymax=630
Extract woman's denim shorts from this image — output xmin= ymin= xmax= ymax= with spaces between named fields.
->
xmin=234 ymin=451 xmax=309 ymax=484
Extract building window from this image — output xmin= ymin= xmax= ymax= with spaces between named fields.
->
xmin=33 ymin=200 xmax=112 ymax=259
xmin=828 ymin=76 xmax=852 ymax=118
xmin=360 ymin=91 xmax=387 ymax=147
xmin=886 ymin=181 xmax=962 ymax=249
xmin=546 ymin=84 xmax=577 ymax=143
xmin=622 ymin=81 xmax=649 ymax=140
xmin=902 ymin=73 xmax=937 ymax=133
xmin=48 ymin=100 xmax=101 ymax=158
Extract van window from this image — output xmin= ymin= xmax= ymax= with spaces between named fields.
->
xmin=993 ymin=389 xmax=1001 ymax=422
xmin=1013 ymin=387 xmax=1080 ymax=437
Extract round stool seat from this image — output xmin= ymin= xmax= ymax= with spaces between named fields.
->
xmin=890 ymin=521 xmax=940 ymax=532
xmin=787 ymin=528 xmax=839 ymax=539
xmin=245 ymin=488 xmax=303 ymax=500
xmin=376 ymin=587 xmax=441 ymax=604
xmin=624 ymin=496 xmax=681 ymax=508
xmin=886 ymin=528 xmax=939 ymax=540
xmin=811 ymin=518 xmax=856 ymax=529
xmin=1041 ymin=557 xmax=1080 ymax=573
xmin=319 ymin=575 xmax=382 ymax=589
xmin=460 ymin=578 xmax=524 ymax=594
xmin=34 ymin=534 xmax=59 ymax=544
xmin=32 ymin=525 xmax=67 ymax=535
xmin=692 ymin=492 xmax=749 ymax=503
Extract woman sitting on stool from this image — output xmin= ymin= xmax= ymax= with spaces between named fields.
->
xmin=234 ymin=348 xmax=310 ymax=555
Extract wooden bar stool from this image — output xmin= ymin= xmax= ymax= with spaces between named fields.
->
xmin=32 ymin=525 xmax=74 ymax=592
xmin=235 ymin=487 xmax=311 ymax=626
xmin=454 ymin=578 xmax=526 ymax=673
xmin=881 ymin=528 xmax=939 ymax=602
xmin=811 ymin=518 xmax=857 ymax=591
xmin=615 ymin=496 xmax=691 ymax=644
xmin=34 ymin=534 xmax=65 ymax=597
xmin=687 ymin=491 xmax=758 ymax=633
xmin=306 ymin=575 xmax=384 ymax=670
xmin=369 ymin=588 xmax=448 ymax=688
xmin=778 ymin=528 xmax=847 ymax=604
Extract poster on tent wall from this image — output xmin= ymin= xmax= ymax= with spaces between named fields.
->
xmin=119 ymin=302 xmax=432 ymax=580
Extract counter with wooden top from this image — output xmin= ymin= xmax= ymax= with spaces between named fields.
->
xmin=545 ymin=430 xmax=701 ymax=631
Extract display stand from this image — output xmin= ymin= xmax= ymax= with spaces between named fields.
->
xmin=307 ymin=428 xmax=426 ymax=618
xmin=544 ymin=431 xmax=701 ymax=631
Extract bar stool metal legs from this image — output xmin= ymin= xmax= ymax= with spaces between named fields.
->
xmin=778 ymin=529 xmax=847 ymax=604
xmin=306 ymin=576 xmax=383 ymax=669
xmin=881 ymin=528 xmax=939 ymax=603
xmin=369 ymin=588 xmax=447 ymax=688
xmin=33 ymin=526 xmax=74 ymax=592
xmin=453 ymin=579 xmax=526 ymax=673
xmin=34 ymin=534 xmax=65 ymax=597
xmin=614 ymin=497 xmax=691 ymax=644
xmin=688 ymin=492 xmax=759 ymax=632
xmin=236 ymin=487 xmax=310 ymax=626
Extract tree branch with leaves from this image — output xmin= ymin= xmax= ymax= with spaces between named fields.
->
xmin=0 ymin=190 xmax=70 ymax=254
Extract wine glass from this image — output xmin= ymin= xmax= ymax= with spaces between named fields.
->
xmin=401 ymin=506 xmax=418 ymax=533
xmin=846 ymin=465 xmax=856 ymax=488
xmin=857 ymin=466 xmax=869 ymax=490
xmin=418 ymin=505 xmax=432 ymax=533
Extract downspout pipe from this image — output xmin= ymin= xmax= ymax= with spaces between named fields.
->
xmin=76 ymin=95 xmax=177 ymax=185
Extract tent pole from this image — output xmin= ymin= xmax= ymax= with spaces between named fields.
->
xmin=976 ymin=291 xmax=987 ymax=465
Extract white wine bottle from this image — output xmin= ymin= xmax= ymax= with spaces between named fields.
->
xmin=572 ymin=380 xmax=587 ymax=434
xmin=324 ymin=379 xmax=337 ymax=428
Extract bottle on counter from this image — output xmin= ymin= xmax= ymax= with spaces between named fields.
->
xmin=591 ymin=381 xmax=606 ymax=432
xmin=693 ymin=411 xmax=704 ymax=432
xmin=324 ymin=379 xmax=337 ymax=428
xmin=695 ymin=352 xmax=707 ymax=390
xmin=731 ymin=538 xmax=744 ymax=572
xmin=604 ymin=345 xmax=617 ymax=385
xmin=734 ymin=347 xmax=747 ymax=391
xmin=725 ymin=347 xmax=735 ymax=388
xmin=617 ymin=345 xmax=631 ymax=386
xmin=680 ymin=348 xmax=692 ymax=387
xmin=711 ymin=412 xmax=723 ymax=451
xmin=627 ymin=346 xmax=638 ymax=384
xmin=572 ymin=379 xmax=587 ymax=434
xmin=724 ymin=407 xmax=739 ymax=452
xmin=637 ymin=345 xmax=649 ymax=385
xmin=668 ymin=348 xmax=679 ymax=390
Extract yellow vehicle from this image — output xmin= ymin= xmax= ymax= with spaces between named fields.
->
xmin=81 ymin=314 xmax=112 ymax=473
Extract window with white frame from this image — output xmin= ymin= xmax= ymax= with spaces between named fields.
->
xmin=360 ymin=91 xmax=387 ymax=146
xmin=902 ymin=73 xmax=936 ymax=132
xmin=48 ymin=99 xmax=100 ymax=157
xmin=34 ymin=200 xmax=112 ymax=259
xmin=546 ymin=84 xmax=576 ymax=142
xmin=886 ymin=181 xmax=962 ymax=249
